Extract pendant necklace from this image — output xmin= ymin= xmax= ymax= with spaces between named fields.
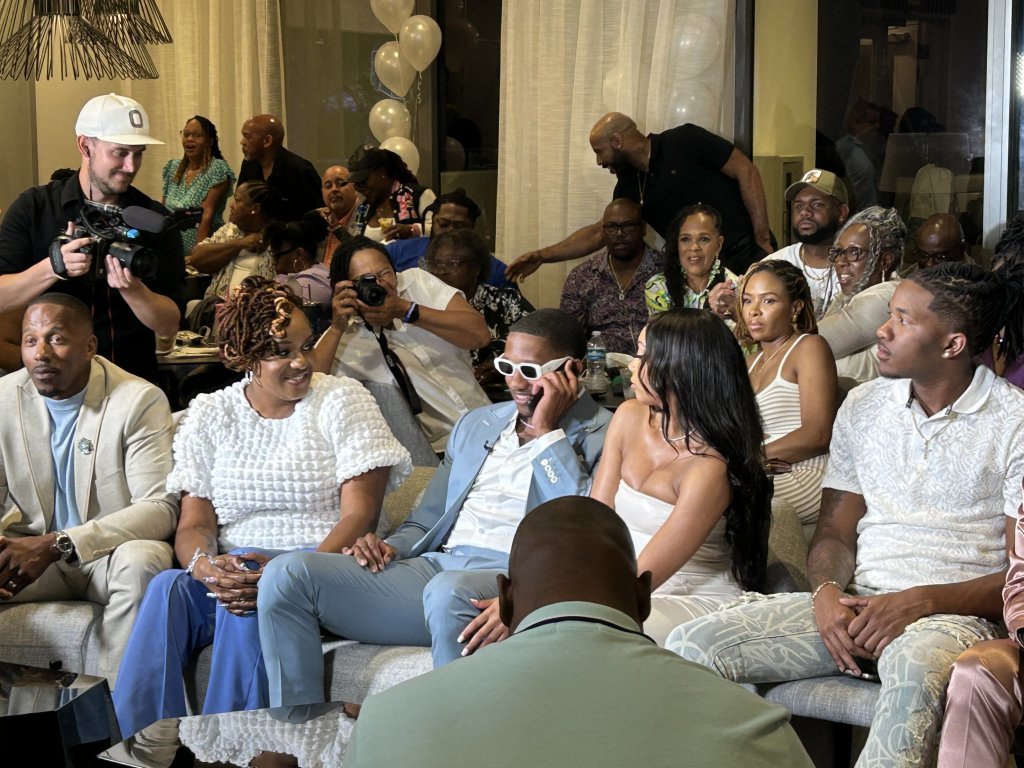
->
xmin=637 ymin=168 xmax=649 ymax=205
xmin=608 ymin=253 xmax=636 ymax=301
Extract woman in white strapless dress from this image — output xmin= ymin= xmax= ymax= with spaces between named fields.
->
xmin=590 ymin=308 xmax=773 ymax=645
xmin=735 ymin=260 xmax=838 ymax=535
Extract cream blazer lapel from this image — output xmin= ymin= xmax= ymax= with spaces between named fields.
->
xmin=73 ymin=362 xmax=106 ymax=520
xmin=17 ymin=376 xmax=55 ymax=530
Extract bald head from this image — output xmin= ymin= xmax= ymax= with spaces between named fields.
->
xmin=590 ymin=112 xmax=638 ymax=143
xmin=241 ymin=115 xmax=284 ymax=162
xmin=497 ymin=498 xmax=651 ymax=633
xmin=252 ymin=114 xmax=284 ymax=145
xmin=590 ymin=113 xmax=648 ymax=175
xmin=915 ymin=213 xmax=967 ymax=269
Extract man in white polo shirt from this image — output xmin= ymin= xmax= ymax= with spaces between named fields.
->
xmin=670 ymin=262 xmax=1024 ymax=768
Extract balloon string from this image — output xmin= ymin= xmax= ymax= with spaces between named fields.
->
xmin=415 ymin=72 xmax=423 ymax=137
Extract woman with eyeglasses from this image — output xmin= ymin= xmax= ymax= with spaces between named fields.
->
xmin=162 ymin=116 xmax=235 ymax=255
xmin=589 ymin=308 xmax=772 ymax=645
xmin=422 ymin=229 xmax=533 ymax=374
xmin=317 ymin=236 xmax=492 ymax=453
xmin=113 ymin=276 xmax=411 ymax=737
xmin=816 ymin=206 xmax=905 ymax=389
xmin=736 ymin=260 xmax=838 ymax=535
xmin=266 ymin=220 xmax=332 ymax=306
xmin=645 ymin=203 xmax=739 ymax=320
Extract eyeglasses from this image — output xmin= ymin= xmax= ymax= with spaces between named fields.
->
xmin=914 ymin=249 xmax=962 ymax=265
xmin=179 ymin=130 xmax=206 ymax=141
xmin=493 ymin=355 xmax=572 ymax=380
xmin=270 ymin=245 xmax=301 ymax=260
xmin=602 ymin=221 xmax=643 ymax=236
xmin=828 ymin=245 xmax=870 ymax=263
xmin=426 ymin=258 xmax=474 ymax=273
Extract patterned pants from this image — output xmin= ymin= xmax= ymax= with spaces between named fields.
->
xmin=667 ymin=592 xmax=1000 ymax=768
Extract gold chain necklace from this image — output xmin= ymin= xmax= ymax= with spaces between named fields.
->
xmin=754 ymin=332 xmax=796 ymax=374
xmin=637 ymin=168 xmax=649 ymax=205
xmin=608 ymin=253 xmax=638 ymax=300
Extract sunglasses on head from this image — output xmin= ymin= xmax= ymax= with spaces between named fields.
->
xmin=493 ymin=355 xmax=572 ymax=380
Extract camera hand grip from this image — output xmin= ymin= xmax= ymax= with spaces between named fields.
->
xmin=48 ymin=236 xmax=71 ymax=281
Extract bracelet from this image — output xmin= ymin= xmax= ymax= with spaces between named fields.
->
xmin=185 ymin=546 xmax=213 ymax=576
xmin=811 ymin=580 xmax=843 ymax=603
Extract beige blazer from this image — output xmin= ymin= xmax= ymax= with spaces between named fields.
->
xmin=0 ymin=356 xmax=178 ymax=564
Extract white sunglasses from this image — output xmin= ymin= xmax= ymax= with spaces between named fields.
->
xmin=493 ymin=355 xmax=572 ymax=381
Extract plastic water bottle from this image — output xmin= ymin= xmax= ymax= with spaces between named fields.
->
xmin=582 ymin=331 xmax=611 ymax=395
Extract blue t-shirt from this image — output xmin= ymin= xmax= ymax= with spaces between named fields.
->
xmin=387 ymin=237 xmax=511 ymax=288
xmin=44 ymin=387 xmax=87 ymax=531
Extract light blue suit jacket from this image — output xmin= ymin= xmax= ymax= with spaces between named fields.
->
xmin=386 ymin=395 xmax=612 ymax=559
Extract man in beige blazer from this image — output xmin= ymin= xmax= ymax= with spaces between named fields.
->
xmin=0 ymin=293 xmax=178 ymax=686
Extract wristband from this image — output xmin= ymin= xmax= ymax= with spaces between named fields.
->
xmin=185 ymin=546 xmax=213 ymax=576
xmin=811 ymin=580 xmax=843 ymax=603
xmin=403 ymin=301 xmax=420 ymax=324
xmin=48 ymin=237 xmax=70 ymax=280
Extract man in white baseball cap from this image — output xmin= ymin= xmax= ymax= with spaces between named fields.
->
xmin=0 ymin=93 xmax=185 ymax=383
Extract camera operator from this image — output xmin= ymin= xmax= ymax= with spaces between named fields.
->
xmin=316 ymin=236 xmax=491 ymax=453
xmin=0 ymin=94 xmax=185 ymax=384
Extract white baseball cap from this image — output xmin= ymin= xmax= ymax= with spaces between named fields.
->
xmin=75 ymin=93 xmax=163 ymax=146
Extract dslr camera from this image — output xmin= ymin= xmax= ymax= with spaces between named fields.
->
xmin=355 ymin=275 xmax=388 ymax=307
xmin=48 ymin=200 xmax=173 ymax=282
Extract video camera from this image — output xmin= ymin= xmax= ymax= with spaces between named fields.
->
xmin=48 ymin=200 xmax=202 ymax=282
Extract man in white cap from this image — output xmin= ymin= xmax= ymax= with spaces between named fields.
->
xmin=0 ymin=93 xmax=185 ymax=383
xmin=763 ymin=169 xmax=850 ymax=318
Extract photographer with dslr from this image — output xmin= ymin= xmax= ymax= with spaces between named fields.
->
xmin=318 ymin=236 xmax=490 ymax=452
xmin=0 ymin=94 xmax=185 ymax=383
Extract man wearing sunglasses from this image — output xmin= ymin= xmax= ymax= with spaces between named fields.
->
xmin=559 ymin=198 xmax=658 ymax=355
xmin=258 ymin=309 xmax=613 ymax=707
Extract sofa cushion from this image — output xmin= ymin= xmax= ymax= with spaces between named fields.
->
xmin=761 ymin=677 xmax=879 ymax=728
xmin=0 ymin=601 xmax=103 ymax=676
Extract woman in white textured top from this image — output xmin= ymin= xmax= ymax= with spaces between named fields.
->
xmin=113 ymin=276 xmax=411 ymax=737
xmin=590 ymin=308 xmax=772 ymax=644
xmin=736 ymin=260 xmax=838 ymax=534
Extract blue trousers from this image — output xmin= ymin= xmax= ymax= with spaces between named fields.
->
xmin=258 ymin=546 xmax=507 ymax=707
xmin=112 ymin=547 xmax=283 ymax=737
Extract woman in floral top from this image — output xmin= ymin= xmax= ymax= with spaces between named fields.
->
xmin=162 ymin=116 xmax=235 ymax=255
xmin=421 ymin=229 xmax=533 ymax=371
xmin=645 ymin=203 xmax=738 ymax=323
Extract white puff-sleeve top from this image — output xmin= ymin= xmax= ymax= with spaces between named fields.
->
xmin=167 ymin=373 xmax=412 ymax=552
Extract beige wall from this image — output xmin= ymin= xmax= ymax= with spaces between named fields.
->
xmin=753 ymin=0 xmax=817 ymax=166
xmin=0 ymin=80 xmax=38 ymax=214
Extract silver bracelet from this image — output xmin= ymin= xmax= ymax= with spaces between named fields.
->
xmin=811 ymin=580 xmax=843 ymax=602
xmin=185 ymin=546 xmax=213 ymax=576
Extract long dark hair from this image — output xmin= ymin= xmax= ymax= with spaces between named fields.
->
xmin=639 ymin=308 xmax=771 ymax=590
xmin=662 ymin=203 xmax=725 ymax=310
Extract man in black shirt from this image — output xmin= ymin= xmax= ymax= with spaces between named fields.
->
xmin=508 ymin=112 xmax=773 ymax=279
xmin=237 ymin=114 xmax=322 ymax=223
xmin=0 ymin=93 xmax=184 ymax=384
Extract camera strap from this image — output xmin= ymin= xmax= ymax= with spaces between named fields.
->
xmin=374 ymin=329 xmax=422 ymax=415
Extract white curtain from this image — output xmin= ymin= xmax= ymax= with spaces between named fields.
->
xmin=497 ymin=0 xmax=732 ymax=309
xmin=121 ymin=0 xmax=284 ymax=198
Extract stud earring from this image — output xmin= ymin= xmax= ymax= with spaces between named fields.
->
xmin=942 ymin=351 xmax=951 ymax=358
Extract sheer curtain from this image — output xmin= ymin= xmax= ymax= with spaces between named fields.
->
xmin=496 ymin=0 xmax=732 ymax=308
xmin=121 ymin=0 xmax=284 ymax=198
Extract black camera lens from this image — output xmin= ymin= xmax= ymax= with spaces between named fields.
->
xmin=108 ymin=241 xmax=159 ymax=281
xmin=356 ymin=275 xmax=388 ymax=307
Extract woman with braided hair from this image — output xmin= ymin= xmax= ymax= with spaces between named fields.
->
xmin=113 ymin=276 xmax=411 ymax=737
xmin=981 ymin=212 xmax=1024 ymax=387
xmin=816 ymin=206 xmax=905 ymax=389
xmin=736 ymin=260 xmax=838 ymax=534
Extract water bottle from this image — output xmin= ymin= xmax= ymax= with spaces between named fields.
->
xmin=582 ymin=331 xmax=611 ymax=395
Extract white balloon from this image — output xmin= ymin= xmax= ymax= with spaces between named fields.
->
xmin=665 ymin=81 xmax=720 ymax=130
xmin=370 ymin=0 xmax=414 ymax=34
xmin=369 ymin=99 xmax=412 ymax=142
xmin=380 ymin=136 xmax=420 ymax=175
xmin=374 ymin=41 xmax=416 ymax=97
xmin=399 ymin=15 xmax=442 ymax=72
xmin=673 ymin=13 xmax=722 ymax=79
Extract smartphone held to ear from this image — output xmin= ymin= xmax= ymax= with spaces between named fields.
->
xmin=528 ymin=359 xmax=579 ymax=411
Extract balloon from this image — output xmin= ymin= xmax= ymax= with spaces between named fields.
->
xmin=370 ymin=0 xmax=414 ymax=34
xmin=399 ymin=15 xmax=442 ymax=72
xmin=665 ymin=81 xmax=720 ymax=130
xmin=380 ymin=136 xmax=420 ymax=175
xmin=374 ymin=41 xmax=416 ymax=97
xmin=673 ymin=14 xmax=722 ymax=79
xmin=444 ymin=137 xmax=465 ymax=171
xmin=369 ymin=99 xmax=412 ymax=142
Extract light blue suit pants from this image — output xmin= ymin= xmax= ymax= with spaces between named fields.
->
xmin=258 ymin=546 xmax=507 ymax=707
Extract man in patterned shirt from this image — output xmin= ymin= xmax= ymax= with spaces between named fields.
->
xmin=670 ymin=263 xmax=1024 ymax=768
xmin=559 ymin=199 xmax=658 ymax=355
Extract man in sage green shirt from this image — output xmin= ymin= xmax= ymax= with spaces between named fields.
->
xmin=345 ymin=497 xmax=811 ymax=767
